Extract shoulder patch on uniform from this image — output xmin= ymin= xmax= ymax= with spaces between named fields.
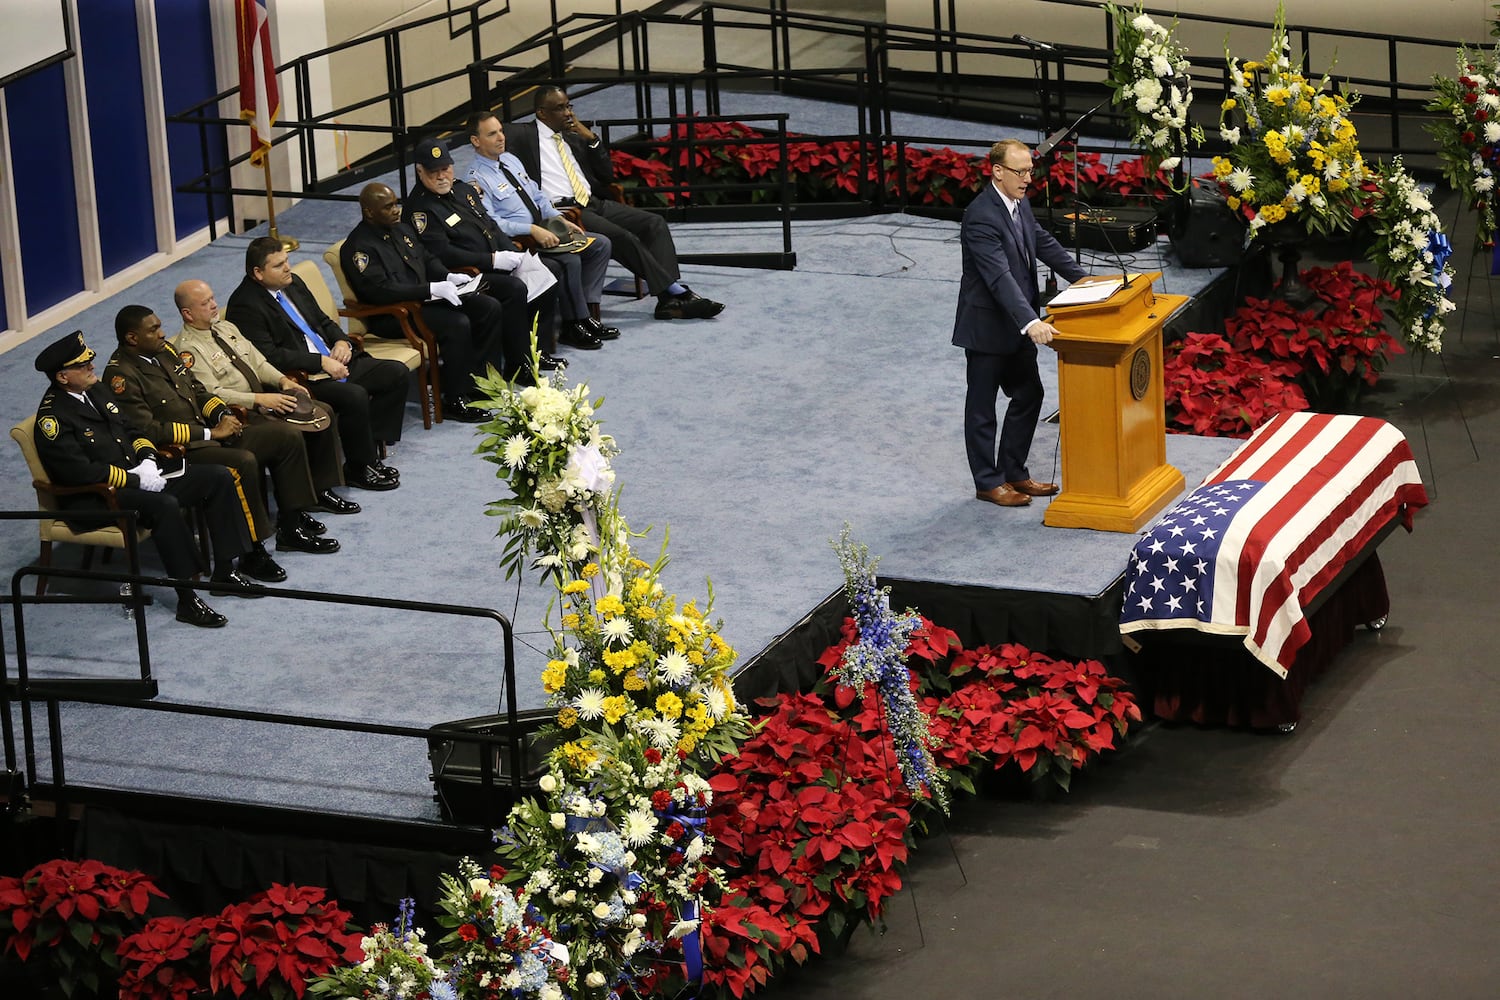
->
xmin=353 ymin=252 xmax=369 ymax=273
xmin=111 ymin=375 xmax=126 ymax=395
xmin=179 ymin=350 xmax=195 ymax=370
xmin=411 ymin=211 xmax=428 ymax=234
xmin=39 ymin=416 xmax=58 ymax=440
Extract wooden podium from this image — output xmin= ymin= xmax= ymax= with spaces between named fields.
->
xmin=1041 ymin=272 xmax=1187 ymax=532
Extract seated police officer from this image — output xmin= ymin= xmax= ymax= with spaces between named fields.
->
xmin=32 ymin=331 xmax=261 ymax=627
xmin=105 ymin=305 xmax=339 ymax=566
xmin=406 ymin=136 xmax=565 ymax=381
xmin=340 ymin=182 xmax=506 ymax=422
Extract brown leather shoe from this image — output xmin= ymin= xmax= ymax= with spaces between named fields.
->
xmin=1006 ymin=478 xmax=1060 ymax=497
xmin=976 ymin=484 xmax=1032 ymax=507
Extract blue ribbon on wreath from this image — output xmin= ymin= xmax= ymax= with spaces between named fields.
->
xmin=1425 ymin=231 xmax=1453 ymax=315
xmin=657 ymin=805 xmax=707 ymax=989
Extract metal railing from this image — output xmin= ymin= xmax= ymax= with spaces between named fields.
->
xmin=170 ymin=0 xmax=1474 ymax=241
xmin=2 ymin=549 xmax=528 ymax=836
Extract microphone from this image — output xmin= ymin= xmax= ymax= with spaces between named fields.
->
xmin=1013 ymin=34 xmax=1056 ymax=51
xmin=1036 ymin=122 xmax=1072 ymax=158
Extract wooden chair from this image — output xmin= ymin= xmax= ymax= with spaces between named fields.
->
xmin=10 ymin=416 xmax=151 ymax=596
xmin=320 ymin=244 xmax=444 ymax=428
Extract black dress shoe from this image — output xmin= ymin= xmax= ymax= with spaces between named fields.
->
xmin=209 ymin=570 xmax=264 ymax=598
xmin=237 ymin=548 xmax=287 ymax=583
xmin=316 ymin=489 xmax=362 ymax=513
xmin=176 ymin=593 xmax=228 ymax=628
xmin=540 ymin=354 xmax=568 ymax=371
xmin=299 ymin=512 xmax=328 ymax=536
xmin=275 ymin=525 xmax=341 ymax=554
xmin=557 ymin=321 xmax=603 ymax=350
xmin=344 ymin=464 xmax=398 ymax=491
xmin=655 ymin=289 xmax=724 ymax=320
xmin=373 ymin=461 xmax=399 ymax=482
xmin=584 ymin=317 xmax=621 ymax=341
xmin=444 ymin=399 xmax=492 ymax=423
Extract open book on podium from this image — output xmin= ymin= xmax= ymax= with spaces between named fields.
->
xmin=1040 ymin=271 xmax=1188 ymax=532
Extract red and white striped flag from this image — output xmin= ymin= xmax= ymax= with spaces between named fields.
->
xmin=235 ymin=0 xmax=279 ymax=166
xmin=1120 ymin=412 xmax=1428 ymax=676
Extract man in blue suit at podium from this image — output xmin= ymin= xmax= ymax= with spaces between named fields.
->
xmin=953 ymin=138 xmax=1087 ymax=509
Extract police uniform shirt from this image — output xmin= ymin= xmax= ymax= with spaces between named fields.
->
xmin=406 ymin=178 xmax=519 ymax=272
xmin=340 ymin=218 xmax=447 ymax=305
xmin=103 ymin=346 xmax=231 ymax=449
xmin=34 ymin=384 xmax=158 ymax=492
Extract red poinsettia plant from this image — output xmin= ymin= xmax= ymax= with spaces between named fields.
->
xmin=611 ymin=118 xmax=1165 ymax=212
xmin=1226 ymin=263 xmax=1404 ymax=411
xmin=700 ymin=690 xmax=915 ymax=998
xmin=927 ymin=642 xmax=1143 ymax=792
xmin=116 ymin=914 xmax=213 ymax=1000
xmin=204 ymin=884 xmax=363 ymax=1000
xmin=0 ymin=857 xmax=166 ymax=998
xmin=1164 ymin=331 xmax=1309 ymax=437
xmin=694 ymin=617 xmax=1143 ymax=996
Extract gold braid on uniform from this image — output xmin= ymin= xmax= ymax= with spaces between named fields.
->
xmin=106 ymin=465 xmax=129 ymax=488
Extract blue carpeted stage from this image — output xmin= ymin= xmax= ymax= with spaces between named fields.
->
xmin=2 ymin=152 xmax=1240 ymax=827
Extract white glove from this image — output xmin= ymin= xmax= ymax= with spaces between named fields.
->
xmin=137 ymin=467 xmax=167 ymax=493
xmin=444 ymin=272 xmax=469 ymax=286
xmin=127 ymin=458 xmax=160 ymax=479
xmin=429 ymin=280 xmax=462 ymax=306
xmin=492 ymin=250 xmax=524 ymax=271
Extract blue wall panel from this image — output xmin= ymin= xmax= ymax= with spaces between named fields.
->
xmin=78 ymin=0 xmax=155 ymax=276
xmin=6 ymin=62 xmax=84 ymax=316
xmin=156 ymin=0 xmax=230 ymax=239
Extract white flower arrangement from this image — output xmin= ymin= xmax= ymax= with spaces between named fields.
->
xmin=475 ymin=368 xmax=620 ymax=583
xmin=1369 ymin=157 xmax=1454 ymax=354
xmin=1106 ymin=2 xmax=1203 ymax=181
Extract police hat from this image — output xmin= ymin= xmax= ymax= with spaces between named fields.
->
xmin=35 ymin=330 xmax=96 ymax=377
xmin=414 ymin=137 xmax=453 ymax=170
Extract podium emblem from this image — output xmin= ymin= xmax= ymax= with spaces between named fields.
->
xmin=1130 ymin=348 xmax=1151 ymax=401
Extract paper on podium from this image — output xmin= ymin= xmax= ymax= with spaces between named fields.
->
xmin=1047 ymin=275 xmax=1142 ymax=308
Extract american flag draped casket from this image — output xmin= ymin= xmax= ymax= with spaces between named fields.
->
xmin=1118 ymin=412 xmax=1429 ymax=677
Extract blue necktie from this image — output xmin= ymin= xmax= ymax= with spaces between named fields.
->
xmin=277 ymin=291 xmax=330 ymax=355
xmin=277 ymin=291 xmax=345 ymax=382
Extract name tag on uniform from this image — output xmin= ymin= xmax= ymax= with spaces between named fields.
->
xmin=446 ymin=213 xmax=461 ymax=227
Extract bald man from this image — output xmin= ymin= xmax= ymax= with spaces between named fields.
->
xmin=338 ymin=182 xmax=505 ymax=422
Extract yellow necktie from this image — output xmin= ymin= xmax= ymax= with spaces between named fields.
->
xmin=554 ymin=132 xmax=591 ymax=206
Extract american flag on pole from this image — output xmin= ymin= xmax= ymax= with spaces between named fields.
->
xmin=235 ymin=0 xmax=279 ymax=166
xmin=1119 ymin=412 xmax=1428 ymax=677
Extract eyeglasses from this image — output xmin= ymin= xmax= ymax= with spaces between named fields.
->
xmin=997 ymin=163 xmax=1035 ymax=178
xmin=543 ymin=102 xmax=575 ymax=113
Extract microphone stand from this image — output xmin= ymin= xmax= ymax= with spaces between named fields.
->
xmin=1014 ymin=35 xmax=1057 ymax=240
xmin=1034 ymin=102 xmax=1103 ymax=269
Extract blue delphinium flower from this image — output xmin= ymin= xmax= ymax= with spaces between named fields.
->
xmin=831 ymin=525 xmax=949 ymax=812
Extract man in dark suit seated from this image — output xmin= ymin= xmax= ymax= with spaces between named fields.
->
xmin=954 ymin=138 xmax=1087 ymax=509
xmin=224 ymin=237 xmax=405 ymax=487
xmin=339 ymin=182 xmax=505 ymax=422
xmin=405 ymin=136 xmax=566 ymax=381
xmin=32 ymin=331 xmax=260 ymax=627
xmin=506 ymin=86 xmax=724 ymax=321
xmin=105 ymin=305 xmax=339 ymax=564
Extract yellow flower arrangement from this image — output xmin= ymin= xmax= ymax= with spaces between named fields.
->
xmin=1214 ymin=4 xmax=1370 ymax=239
